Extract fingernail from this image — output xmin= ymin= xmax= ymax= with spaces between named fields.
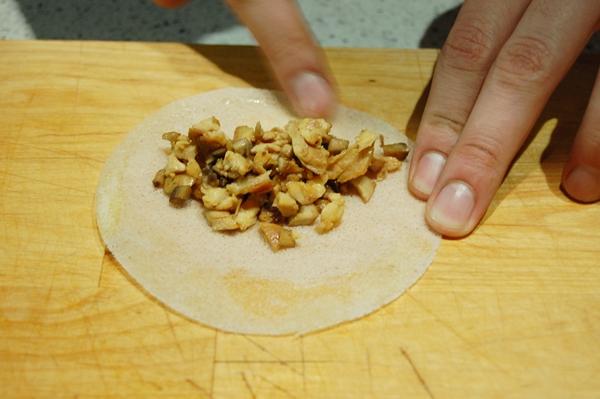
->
xmin=429 ymin=181 xmax=475 ymax=231
xmin=290 ymin=72 xmax=334 ymax=116
xmin=412 ymin=151 xmax=446 ymax=196
xmin=564 ymin=165 xmax=600 ymax=203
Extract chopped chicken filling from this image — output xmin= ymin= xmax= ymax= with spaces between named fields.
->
xmin=152 ymin=116 xmax=409 ymax=251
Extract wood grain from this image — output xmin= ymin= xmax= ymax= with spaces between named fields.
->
xmin=1 ymin=40 xmax=599 ymax=398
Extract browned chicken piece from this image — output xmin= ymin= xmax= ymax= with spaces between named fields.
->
xmin=188 ymin=116 xmax=221 ymax=140
xmin=202 ymin=187 xmax=239 ymax=211
xmin=337 ymin=149 xmax=372 ymax=183
xmin=204 ymin=210 xmax=239 ymax=231
xmin=259 ymin=222 xmax=296 ymax=251
xmin=287 ymin=123 xmax=329 ymax=175
xmin=355 ymin=130 xmax=379 ymax=151
xmin=349 ymin=175 xmax=376 ymax=203
xmin=231 ymin=138 xmax=252 ymax=156
xmin=316 ymin=193 xmax=345 ymax=233
xmin=288 ymin=205 xmax=320 ymax=226
xmin=327 ymin=130 xmax=378 ymax=182
xmin=235 ymin=206 xmax=260 ymax=231
xmin=298 ymin=118 xmax=332 ymax=146
xmin=216 ymin=150 xmax=253 ymax=179
xmin=165 ymin=153 xmax=186 ymax=175
xmin=233 ymin=125 xmax=255 ymax=142
xmin=277 ymin=158 xmax=304 ymax=176
xmin=280 ymin=143 xmax=293 ymax=158
xmin=251 ymin=143 xmax=281 ymax=154
xmin=273 ymin=191 xmax=299 ymax=217
xmin=286 ymin=181 xmax=327 ymax=205
xmin=369 ymin=155 xmax=403 ymax=180
xmin=226 ymin=172 xmax=273 ymax=196
xmin=234 ymin=195 xmax=262 ymax=230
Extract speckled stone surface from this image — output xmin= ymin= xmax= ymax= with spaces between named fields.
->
xmin=0 ymin=0 xmax=598 ymax=52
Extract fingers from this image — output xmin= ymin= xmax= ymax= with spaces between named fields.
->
xmin=409 ymin=0 xmax=530 ymax=198
xmin=226 ymin=0 xmax=335 ymax=117
xmin=562 ymin=68 xmax=600 ymax=203
xmin=426 ymin=0 xmax=600 ymax=237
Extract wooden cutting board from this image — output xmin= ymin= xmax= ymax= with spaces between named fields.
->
xmin=1 ymin=40 xmax=599 ymax=398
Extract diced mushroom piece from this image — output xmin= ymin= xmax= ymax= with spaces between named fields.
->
xmin=165 ymin=153 xmax=186 ymax=175
xmin=288 ymin=205 xmax=320 ymax=226
xmin=273 ymin=191 xmax=299 ymax=217
xmin=172 ymin=174 xmax=195 ymax=187
xmin=327 ymin=137 xmax=349 ymax=155
xmin=288 ymin=124 xmax=329 ymax=175
xmin=152 ymin=169 xmax=166 ymax=188
xmin=349 ymin=175 xmax=376 ymax=203
xmin=258 ymin=207 xmax=282 ymax=224
xmin=186 ymin=158 xmax=201 ymax=179
xmin=163 ymin=176 xmax=178 ymax=195
xmin=286 ymin=181 xmax=327 ymax=205
xmin=169 ymin=186 xmax=192 ymax=207
xmin=259 ymin=222 xmax=296 ymax=251
xmin=218 ymin=150 xmax=252 ymax=179
xmin=226 ymin=172 xmax=273 ymax=196
xmin=232 ymin=138 xmax=252 ymax=156
xmin=298 ymin=118 xmax=331 ymax=146
xmin=188 ymin=116 xmax=221 ymax=140
xmin=174 ymin=141 xmax=197 ymax=161
xmin=382 ymin=142 xmax=409 ymax=160
xmin=202 ymin=187 xmax=239 ymax=211
xmin=316 ymin=194 xmax=345 ymax=233
xmin=368 ymin=156 xmax=385 ymax=174
xmin=162 ymin=131 xmax=182 ymax=147
xmin=233 ymin=125 xmax=255 ymax=142
xmin=204 ymin=210 xmax=239 ymax=231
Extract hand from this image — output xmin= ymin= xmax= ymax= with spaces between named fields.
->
xmin=156 ymin=0 xmax=600 ymax=238
xmin=408 ymin=0 xmax=600 ymax=237
xmin=155 ymin=0 xmax=337 ymax=117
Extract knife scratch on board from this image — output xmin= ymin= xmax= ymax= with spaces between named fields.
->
xmin=400 ymin=348 xmax=434 ymax=399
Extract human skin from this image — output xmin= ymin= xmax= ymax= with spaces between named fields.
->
xmin=156 ymin=0 xmax=600 ymax=237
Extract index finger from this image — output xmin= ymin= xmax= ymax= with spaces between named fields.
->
xmin=226 ymin=0 xmax=336 ymax=117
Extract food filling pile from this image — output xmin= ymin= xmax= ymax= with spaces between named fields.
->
xmin=152 ymin=117 xmax=409 ymax=251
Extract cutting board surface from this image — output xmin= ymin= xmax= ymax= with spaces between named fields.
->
xmin=1 ymin=41 xmax=599 ymax=398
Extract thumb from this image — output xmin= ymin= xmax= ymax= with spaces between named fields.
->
xmin=226 ymin=0 xmax=336 ymax=117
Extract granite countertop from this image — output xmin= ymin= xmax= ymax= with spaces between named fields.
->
xmin=0 ymin=0 xmax=598 ymax=52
